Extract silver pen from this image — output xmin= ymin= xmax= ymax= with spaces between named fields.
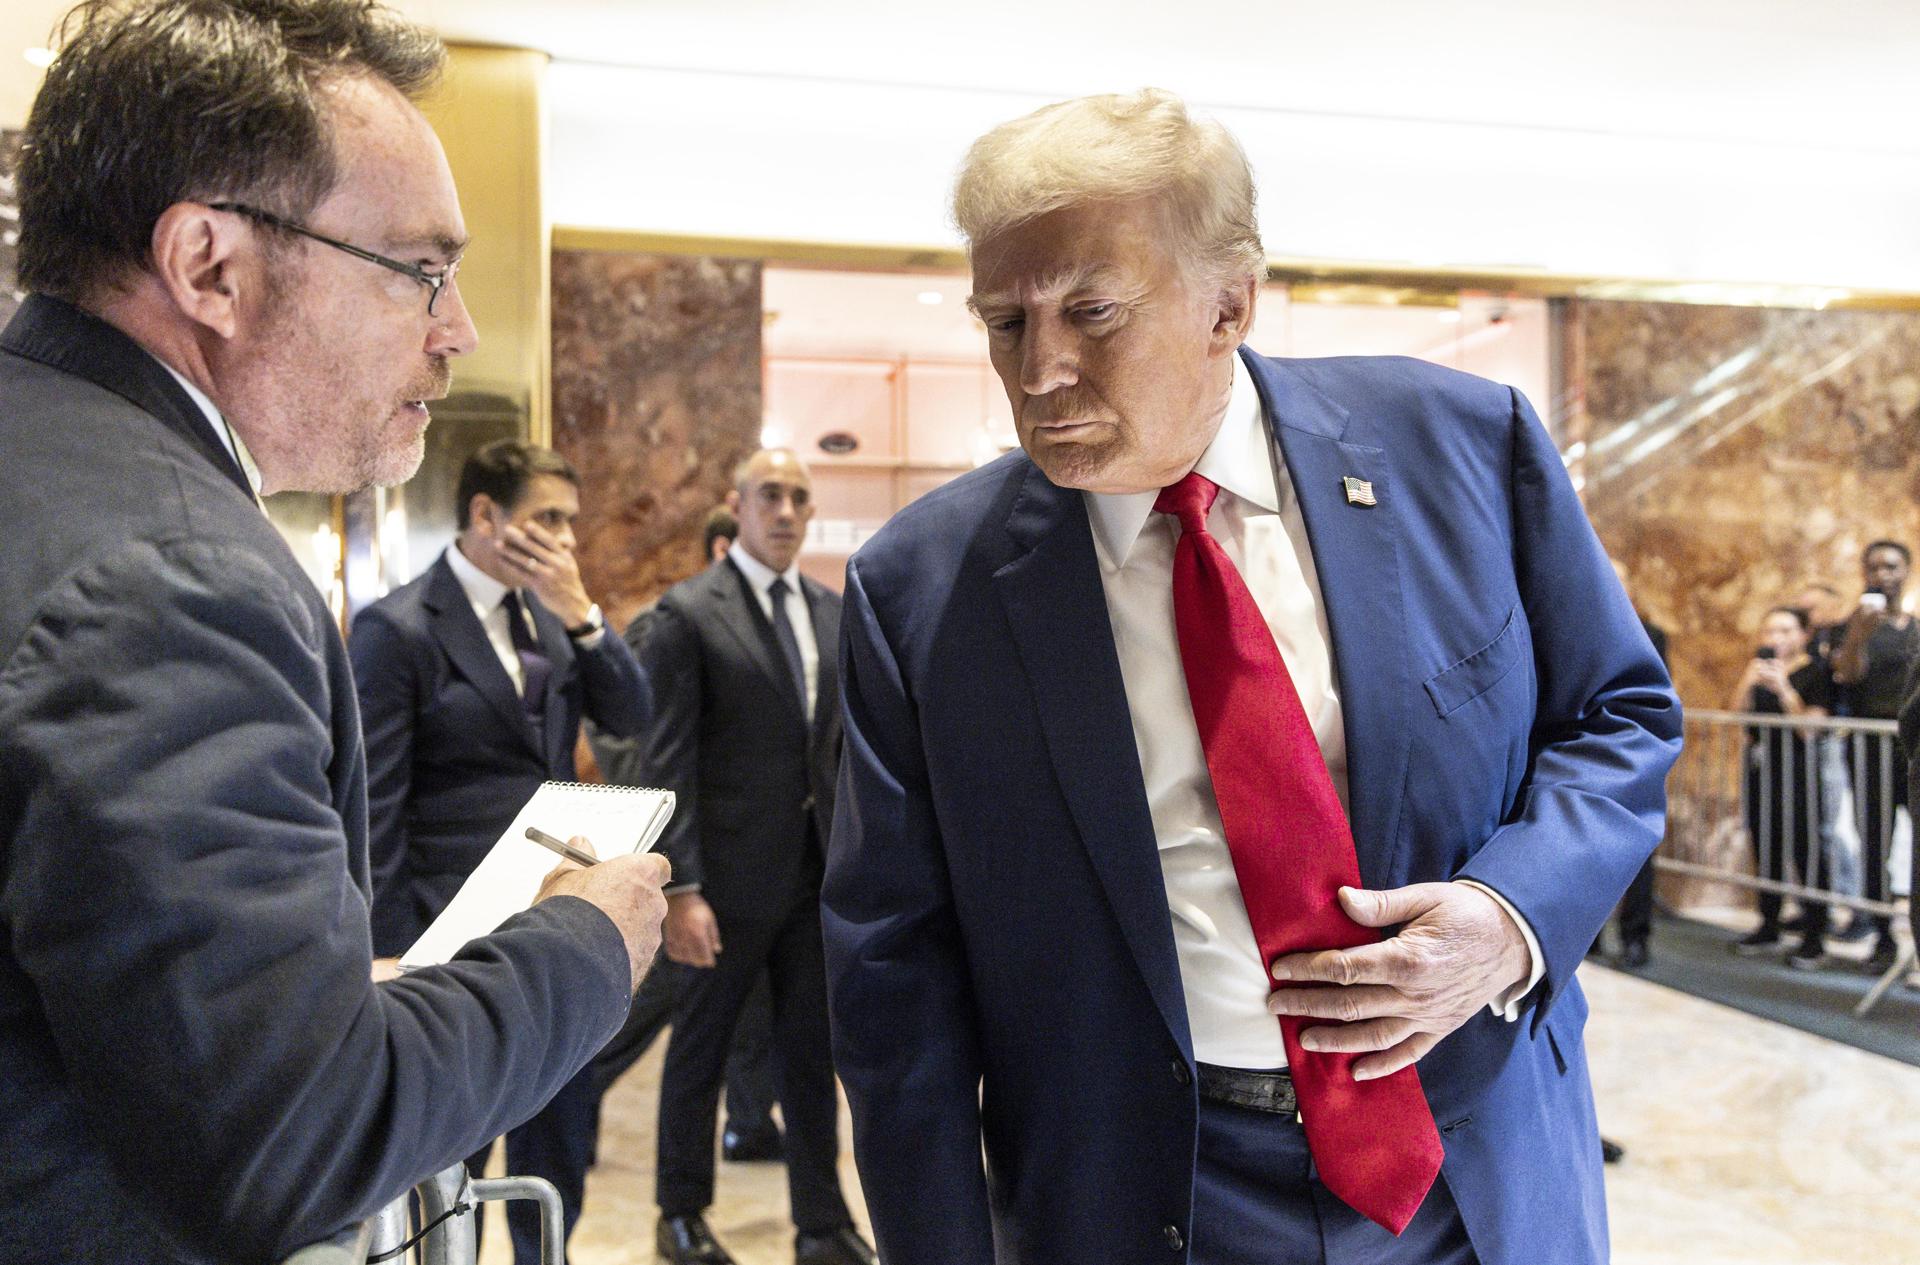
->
xmin=525 ymin=826 xmax=599 ymax=867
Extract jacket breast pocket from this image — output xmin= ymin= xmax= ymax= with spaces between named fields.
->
xmin=1422 ymin=605 xmax=1525 ymax=719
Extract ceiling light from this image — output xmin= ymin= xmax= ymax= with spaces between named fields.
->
xmin=1436 ymin=310 xmax=1462 ymax=323
xmin=23 ymin=47 xmax=55 ymax=68
xmin=916 ymin=291 xmax=944 ymax=305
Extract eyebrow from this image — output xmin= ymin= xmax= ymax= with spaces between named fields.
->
xmin=387 ymin=231 xmax=469 ymax=259
xmin=967 ymin=263 xmax=1127 ymax=315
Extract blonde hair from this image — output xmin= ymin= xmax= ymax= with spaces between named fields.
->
xmin=952 ymin=88 xmax=1265 ymax=293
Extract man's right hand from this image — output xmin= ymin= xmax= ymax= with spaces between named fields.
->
xmin=537 ymin=846 xmax=672 ymax=993
xmin=662 ymin=890 xmax=723 ymax=968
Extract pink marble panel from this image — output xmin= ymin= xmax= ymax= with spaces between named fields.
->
xmin=551 ymin=251 xmax=763 ymax=631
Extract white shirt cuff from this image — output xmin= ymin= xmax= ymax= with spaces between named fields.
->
xmin=572 ymin=625 xmax=607 ymax=649
xmin=1456 ymin=880 xmax=1545 ymax=1021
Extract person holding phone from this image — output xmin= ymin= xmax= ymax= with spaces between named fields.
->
xmin=1728 ymin=607 xmax=1834 ymax=966
xmin=1829 ymin=540 xmax=1920 ymax=968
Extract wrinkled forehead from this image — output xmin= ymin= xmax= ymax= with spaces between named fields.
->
xmin=314 ymin=73 xmax=467 ymax=256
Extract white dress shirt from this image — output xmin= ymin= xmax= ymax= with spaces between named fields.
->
xmin=1085 ymin=353 xmax=1542 ymax=1070
xmin=445 ymin=542 xmax=539 ymax=697
xmin=160 ymin=362 xmax=262 ymax=501
xmin=728 ymin=541 xmax=820 ymax=722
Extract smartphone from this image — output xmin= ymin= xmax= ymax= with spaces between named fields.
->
xmin=1860 ymin=591 xmax=1889 ymax=613
xmin=1755 ymin=646 xmax=1777 ymax=660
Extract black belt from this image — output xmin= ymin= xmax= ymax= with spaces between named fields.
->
xmin=1195 ymin=1063 xmax=1298 ymax=1117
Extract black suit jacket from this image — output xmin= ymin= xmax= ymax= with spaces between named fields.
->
xmin=641 ymin=557 xmax=842 ymax=924
xmin=0 ymin=295 xmax=634 ymax=1264
xmin=350 ymin=552 xmax=652 ymax=955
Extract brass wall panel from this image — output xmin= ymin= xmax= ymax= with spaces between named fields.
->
xmin=422 ymin=45 xmax=551 ymax=443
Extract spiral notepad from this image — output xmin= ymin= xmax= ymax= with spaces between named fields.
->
xmin=401 ymin=780 xmax=676 ymax=967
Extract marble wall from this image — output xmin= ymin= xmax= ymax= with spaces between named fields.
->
xmin=1564 ymin=299 xmax=1920 ymax=904
xmin=1567 ymin=299 xmax=1920 ymax=710
xmin=550 ymin=251 xmax=763 ymax=631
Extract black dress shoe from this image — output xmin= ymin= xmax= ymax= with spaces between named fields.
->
xmin=1866 ymin=934 xmax=1899 ymax=972
xmin=721 ymin=1125 xmax=784 ymax=1163
xmin=657 ymin=1213 xmax=737 ymax=1265
xmin=1601 ymin=1137 xmax=1625 ymax=1164
xmin=795 ymin=1226 xmax=878 ymax=1265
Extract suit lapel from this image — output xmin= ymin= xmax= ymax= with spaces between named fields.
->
xmin=526 ymin=593 xmax=577 ymax=773
xmin=715 ymin=560 xmax=809 ymax=725
xmin=992 ymin=463 xmax=1192 ymax=1052
xmin=1243 ymin=350 xmax=1414 ymax=883
xmin=1 ymin=295 xmax=253 ymax=499
xmin=803 ymin=578 xmax=841 ymax=744
xmin=424 ymin=555 xmax=542 ymax=757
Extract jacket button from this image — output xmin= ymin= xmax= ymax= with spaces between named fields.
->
xmin=1163 ymin=1224 xmax=1185 ymax=1251
xmin=1170 ymin=1059 xmax=1190 ymax=1086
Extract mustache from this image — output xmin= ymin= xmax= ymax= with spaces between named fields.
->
xmin=406 ymin=359 xmax=453 ymax=402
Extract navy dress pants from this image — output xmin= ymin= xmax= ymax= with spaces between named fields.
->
xmin=1190 ymin=1097 xmax=1480 ymax=1265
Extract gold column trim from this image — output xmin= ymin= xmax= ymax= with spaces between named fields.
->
xmin=553 ymin=225 xmax=1920 ymax=313
xmin=426 ymin=45 xmax=552 ymax=444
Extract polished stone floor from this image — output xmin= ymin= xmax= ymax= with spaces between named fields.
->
xmin=483 ymin=961 xmax=1920 ymax=1264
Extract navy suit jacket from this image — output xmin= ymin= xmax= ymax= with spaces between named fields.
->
xmin=640 ymin=557 xmax=843 ymax=925
xmin=351 ymin=551 xmax=652 ymax=956
xmin=0 ymin=295 xmax=634 ymax=1264
xmin=823 ymin=349 xmax=1682 ymax=1265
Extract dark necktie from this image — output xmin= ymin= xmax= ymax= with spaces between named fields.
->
xmin=768 ymin=577 xmax=810 ymax=719
xmin=1155 ymin=471 xmax=1443 ymax=1236
xmin=501 ymin=591 xmax=550 ymax=737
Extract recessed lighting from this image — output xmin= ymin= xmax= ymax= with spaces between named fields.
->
xmin=1436 ymin=310 xmax=1462 ymax=323
xmin=23 ymin=47 xmax=55 ymax=69
xmin=916 ymin=291 xmax=944 ymax=305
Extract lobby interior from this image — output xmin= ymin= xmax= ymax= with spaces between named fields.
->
xmin=4 ymin=3 xmax=1918 ymax=1261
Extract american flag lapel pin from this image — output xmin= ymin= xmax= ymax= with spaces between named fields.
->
xmin=1342 ymin=476 xmax=1377 ymax=507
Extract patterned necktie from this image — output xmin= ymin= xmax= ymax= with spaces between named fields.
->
xmin=768 ymin=577 xmax=811 ymax=720
xmin=500 ymin=591 xmax=551 ymax=736
xmin=1155 ymin=471 xmax=1443 ymax=1236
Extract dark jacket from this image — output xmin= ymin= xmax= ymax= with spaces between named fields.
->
xmin=0 ymin=295 xmax=632 ymax=1264
xmin=640 ymin=557 xmax=842 ymax=925
xmin=351 ymin=551 xmax=652 ymax=955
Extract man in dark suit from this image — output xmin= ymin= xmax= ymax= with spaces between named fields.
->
xmin=585 ymin=501 xmax=782 ymax=1168
xmin=0 ymin=4 xmax=669 ymax=1263
xmin=642 ymin=450 xmax=875 ymax=1265
xmin=351 ymin=438 xmax=653 ymax=1263
xmin=824 ymin=91 xmax=1680 ymax=1265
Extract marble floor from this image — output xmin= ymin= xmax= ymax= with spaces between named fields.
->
xmin=484 ymin=962 xmax=1920 ymax=1264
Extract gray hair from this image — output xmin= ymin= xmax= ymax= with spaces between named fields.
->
xmin=952 ymin=88 xmax=1265 ymax=294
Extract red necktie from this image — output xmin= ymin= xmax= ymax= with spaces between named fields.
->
xmin=1155 ymin=471 xmax=1443 ymax=1236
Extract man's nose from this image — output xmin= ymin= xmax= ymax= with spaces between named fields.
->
xmin=1019 ymin=315 xmax=1079 ymax=398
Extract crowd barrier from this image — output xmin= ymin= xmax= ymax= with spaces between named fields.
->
xmin=1664 ymin=708 xmax=1915 ymax=1017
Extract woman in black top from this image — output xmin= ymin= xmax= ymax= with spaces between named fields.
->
xmin=1728 ymin=606 xmax=1834 ymax=967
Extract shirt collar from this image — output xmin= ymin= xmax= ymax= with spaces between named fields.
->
xmin=1084 ymin=351 xmax=1279 ymax=570
xmin=446 ymin=539 xmax=513 ymax=613
xmin=157 ymin=361 xmax=263 ymax=499
xmin=728 ymin=540 xmax=803 ymax=596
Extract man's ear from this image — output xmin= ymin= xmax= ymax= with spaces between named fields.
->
xmin=1210 ymin=275 xmax=1259 ymax=353
xmin=724 ymin=488 xmax=741 ymax=514
xmin=467 ymin=493 xmax=500 ymax=536
xmin=149 ymin=203 xmax=254 ymax=340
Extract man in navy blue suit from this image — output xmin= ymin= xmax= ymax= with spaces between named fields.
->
xmin=823 ymin=90 xmax=1680 ymax=1265
xmin=352 ymin=438 xmax=653 ymax=1263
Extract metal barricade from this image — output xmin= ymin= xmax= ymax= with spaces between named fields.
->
xmin=282 ymin=1163 xmax=564 ymax=1265
xmin=1665 ymin=708 xmax=1914 ymax=1016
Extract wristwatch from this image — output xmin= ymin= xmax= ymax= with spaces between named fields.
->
xmin=566 ymin=603 xmax=604 ymax=639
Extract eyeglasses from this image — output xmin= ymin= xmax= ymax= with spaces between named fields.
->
xmin=210 ymin=201 xmax=461 ymax=316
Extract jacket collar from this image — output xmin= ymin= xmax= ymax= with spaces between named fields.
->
xmin=0 ymin=294 xmax=254 ymax=499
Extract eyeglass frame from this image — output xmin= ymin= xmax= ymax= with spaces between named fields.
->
xmin=208 ymin=201 xmax=461 ymax=316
